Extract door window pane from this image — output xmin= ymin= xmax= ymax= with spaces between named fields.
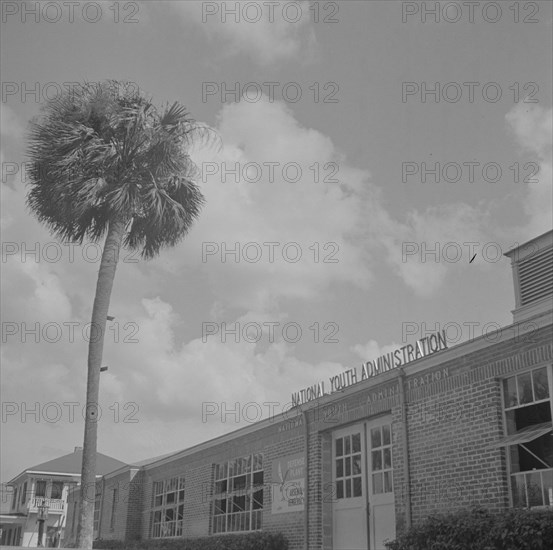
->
xmin=345 ymin=479 xmax=352 ymax=498
xmin=383 ymin=448 xmax=392 ymax=469
xmin=373 ymin=473 xmax=383 ymax=494
xmin=352 ymin=454 xmax=361 ymax=475
xmin=344 ymin=436 xmax=351 ymax=455
xmin=371 ymin=428 xmax=381 ymax=448
xmin=336 ymin=458 xmax=344 ymax=478
xmin=352 ymin=433 xmax=361 ymax=453
xmin=336 ymin=438 xmax=343 ymax=457
xmin=345 ymin=457 xmax=351 ymax=477
xmin=382 ymin=425 xmax=391 ymax=445
xmin=353 ymin=477 xmax=362 ymax=497
xmin=384 ymin=471 xmax=393 ymax=492
xmin=372 ymin=450 xmax=382 ymax=471
xmin=336 ymin=480 xmax=344 ymax=499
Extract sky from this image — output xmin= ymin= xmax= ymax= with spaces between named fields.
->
xmin=0 ymin=0 xmax=552 ymax=482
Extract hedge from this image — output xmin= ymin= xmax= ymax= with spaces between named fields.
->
xmin=385 ymin=507 xmax=553 ymax=550
xmin=93 ymin=532 xmax=288 ymax=550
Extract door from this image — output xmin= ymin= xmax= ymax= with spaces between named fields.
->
xmin=332 ymin=423 xmax=368 ymax=550
xmin=366 ymin=420 xmax=396 ymax=550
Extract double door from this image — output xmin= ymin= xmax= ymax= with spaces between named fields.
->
xmin=332 ymin=419 xmax=395 ymax=550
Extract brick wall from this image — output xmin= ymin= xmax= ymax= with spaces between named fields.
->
xmin=99 ymin=471 xmax=131 ymax=540
xmin=96 ymin=323 xmax=552 ymax=548
xmin=139 ymin=421 xmax=308 ymax=549
xmin=125 ymin=470 xmax=144 ymax=540
xmin=396 ymin=326 xmax=552 ymax=530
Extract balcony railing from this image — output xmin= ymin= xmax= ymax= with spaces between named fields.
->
xmin=28 ymin=496 xmax=66 ymax=513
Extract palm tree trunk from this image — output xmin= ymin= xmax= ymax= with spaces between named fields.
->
xmin=76 ymin=218 xmax=126 ymax=549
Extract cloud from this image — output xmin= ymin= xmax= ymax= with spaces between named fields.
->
xmin=0 ymin=104 xmax=25 ymax=169
xmin=506 ymin=104 xmax=553 ymax=239
xmin=0 ymin=104 xmax=24 ymax=141
xmin=2 ymin=88 xmax=549 ymax=480
xmin=102 ymin=296 xmax=344 ymax=417
xmin=377 ymin=104 xmax=552 ymax=298
xmin=168 ymin=0 xmax=317 ymax=65
xmin=352 ymin=340 xmax=400 ymax=363
xmin=170 ymin=97 xmax=373 ymax=312
xmin=376 ymin=202 xmax=489 ymax=297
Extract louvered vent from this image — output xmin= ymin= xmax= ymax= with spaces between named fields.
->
xmin=518 ymin=246 xmax=553 ymax=306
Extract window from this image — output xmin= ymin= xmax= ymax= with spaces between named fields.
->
xmin=110 ymin=488 xmax=118 ymax=530
xmin=35 ymin=480 xmax=47 ymax=498
xmin=51 ymin=481 xmax=64 ymax=499
xmin=11 ymin=487 xmax=18 ymax=510
xmin=212 ymin=454 xmax=263 ymax=534
xmin=94 ymin=486 xmax=102 ymax=535
xmin=150 ymin=477 xmax=185 ymax=538
xmin=21 ymin=482 xmax=27 ymax=505
xmin=335 ymin=433 xmax=363 ymax=499
xmin=502 ymin=366 xmax=553 ymax=508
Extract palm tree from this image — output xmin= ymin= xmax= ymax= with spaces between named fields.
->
xmin=26 ymin=81 xmax=211 ymax=549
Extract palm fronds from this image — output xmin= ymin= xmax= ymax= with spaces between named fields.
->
xmin=26 ymin=80 xmax=213 ymax=258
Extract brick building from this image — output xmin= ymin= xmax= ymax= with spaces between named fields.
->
xmin=67 ymin=231 xmax=552 ymax=550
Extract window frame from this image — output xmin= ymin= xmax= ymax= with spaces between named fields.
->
xmin=110 ymin=487 xmax=118 ymax=531
xmin=93 ymin=484 xmax=102 ymax=536
xmin=50 ymin=480 xmax=64 ymax=500
xmin=11 ymin=487 xmax=18 ymax=510
xmin=211 ymin=453 xmax=264 ymax=534
xmin=150 ymin=476 xmax=185 ymax=539
xmin=35 ymin=479 xmax=47 ymax=498
xmin=501 ymin=364 xmax=553 ymax=509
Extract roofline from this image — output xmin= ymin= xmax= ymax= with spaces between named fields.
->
xmin=140 ymin=310 xmax=552 ymax=471
xmin=103 ymin=465 xmax=140 ymax=480
xmin=8 ymin=470 xmax=104 ymax=485
xmin=504 ymin=229 xmax=553 ymax=259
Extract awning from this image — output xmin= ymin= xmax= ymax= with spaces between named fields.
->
xmin=493 ymin=422 xmax=552 ymax=447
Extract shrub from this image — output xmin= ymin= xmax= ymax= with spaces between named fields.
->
xmin=385 ymin=507 xmax=553 ymax=550
xmin=93 ymin=531 xmax=288 ymax=550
